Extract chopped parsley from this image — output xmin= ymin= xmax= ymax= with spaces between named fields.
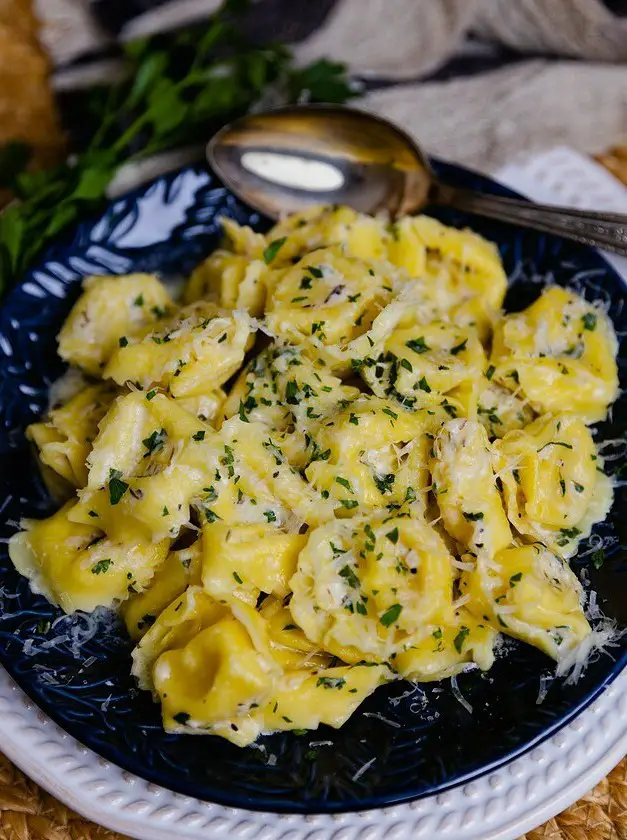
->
xmin=263 ymin=237 xmax=287 ymax=264
xmin=108 ymin=469 xmax=128 ymax=505
xmin=374 ymin=473 xmax=395 ymax=494
xmin=339 ymin=565 xmax=360 ymax=589
xmin=91 ymin=558 xmax=112 ymax=575
xmin=192 ymin=430 xmax=205 ymax=441
xmin=537 ymin=441 xmax=574 ymax=453
xmin=285 ymin=380 xmax=299 ymax=404
xmin=380 ymin=604 xmax=402 ymax=628
xmin=233 ymin=571 xmax=243 ymax=585
xmin=405 ymin=337 xmax=430 ymax=355
xmin=222 ymin=445 xmax=235 ymax=477
xmin=450 ymin=339 xmax=467 ymax=355
xmin=581 ymin=312 xmax=597 ymax=331
xmin=142 ymin=428 xmax=166 ymax=455
xmin=316 ymin=676 xmax=346 ymax=690
xmin=385 ymin=527 xmax=399 ymax=545
xmin=557 ymin=526 xmax=582 ymax=546
xmin=453 ymin=626 xmax=470 ymax=654
xmin=592 ymin=549 xmax=605 ymax=569
xmin=463 ymin=511 xmax=484 ymax=521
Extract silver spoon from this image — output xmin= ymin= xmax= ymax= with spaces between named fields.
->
xmin=208 ymin=104 xmax=627 ymax=257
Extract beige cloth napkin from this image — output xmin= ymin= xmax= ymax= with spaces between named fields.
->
xmin=294 ymin=0 xmax=627 ymax=171
xmin=35 ymin=0 xmax=627 ymax=174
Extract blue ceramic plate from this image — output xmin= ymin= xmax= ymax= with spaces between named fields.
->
xmin=0 ymin=162 xmax=625 ymax=814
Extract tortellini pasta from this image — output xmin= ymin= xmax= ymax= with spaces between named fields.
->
xmin=493 ymin=413 xmax=613 ymax=558
xmin=58 ymin=273 xmax=174 ymax=376
xmin=351 ymin=316 xmax=486 ymax=415
xmin=27 ymin=382 xmax=118 ymax=488
xmin=460 ymin=544 xmax=591 ymax=660
xmin=265 ymin=246 xmax=396 ymax=370
xmin=304 ymin=395 xmax=434 ymax=514
xmin=490 ymin=286 xmax=619 ymax=423
xmin=184 ymin=218 xmax=268 ymax=316
xmin=71 ymin=391 xmax=220 ymax=542
xmin=10 ymin=205 xmax=618 ymax=747
xmin=10 ymin=501 xmax=168 ymax=613
xmin=105 ymin=301 xmax=253 ymax=396
xmin=290 ymin=514 xmax=456 ymax=663
xmin=430 ymin=420 xmax=511 ymax=556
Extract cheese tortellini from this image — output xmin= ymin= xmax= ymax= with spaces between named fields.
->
xmin=490 ymin=286 xmax=619 ymax=423
xmin=10 ymin=205 xmax=618 ymax=747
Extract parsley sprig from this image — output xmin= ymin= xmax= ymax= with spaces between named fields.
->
xmin=0 ymin=0 xmax=356 ymax=294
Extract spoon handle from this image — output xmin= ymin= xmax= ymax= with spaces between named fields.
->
xmin=437 ymin=186 xmax=627 ymax=257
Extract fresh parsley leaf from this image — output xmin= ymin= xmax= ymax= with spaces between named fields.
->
xmin=453 ymin=626 xmax=470 ymax=653
xmin=385 ymin=527 xmax=399 ymax=544
xmin=380 ymin=604 xmax=402 ymax=628
xmin=405 ymin=337 xmax=430 ymax=354
xmin=581 ymin=312 xmax=597 ymax=331
xmin=142 ymin=428 xmax=166 ymax=455
xmin=91 ymin=558 xmax=112 ymax=575
xmin=339 ymin=565 xmax=360 ymax=589
xmin=108 ymin=469 xmax=128 ymax=505
xmin=263 ymin=237 xmax=287 ymax=264
xmin=316 ymin=676 xmax=346 ymax=690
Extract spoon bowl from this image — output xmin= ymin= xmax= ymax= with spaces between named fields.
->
xmin=208 ymin=105 xmax=432 ymax=220
xmin=208 ymin=104 xmax=627 ymax=256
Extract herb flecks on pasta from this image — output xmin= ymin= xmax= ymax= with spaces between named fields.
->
xmin=10 ymin=206 xmax=618 ymax=746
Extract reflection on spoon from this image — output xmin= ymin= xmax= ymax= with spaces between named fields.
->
xmin=241 ymin=151 xmax=345 ymax=193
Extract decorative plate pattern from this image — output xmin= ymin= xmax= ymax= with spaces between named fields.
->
xmin=0 ymin=161 xmax=625 ymax=814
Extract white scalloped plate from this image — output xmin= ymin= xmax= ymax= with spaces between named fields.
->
xmin=1 ymin=150 xmax=625 ymax=840
xmin=0 ymin=665 xmax=625 ymax=840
